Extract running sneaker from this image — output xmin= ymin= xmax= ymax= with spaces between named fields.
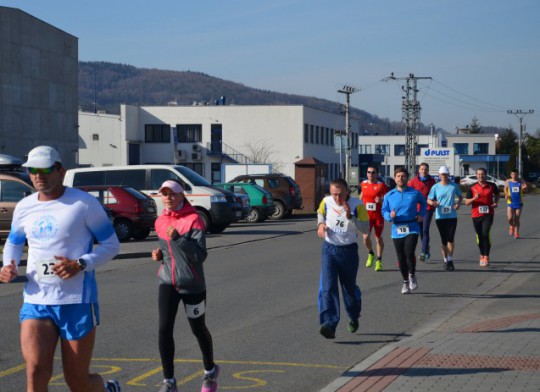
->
xmin=105 ymin=380 xmax=121 ymax=392
xmin=509 ymin=226 xmax=514 ymax=235
xmin=479 ymin=256 xmax=487 ymax=267
xmin=408 ymin=274 xmax=418 ymax=291
xmin=158 ymin=380 xmax=178 ymax=392
xmin=484 ymin=256 xmax=489 ymax=267
xmin=348 ymin=319 xmax=359 ymax=333
xmin=201 ymin=365 xmax=220 ymax=392
xmin=401 ymin=281 xmax=411 ymax=294
xmin=319 ymin=324 xmax=335 ymax=339
xmin=366 ymin=253 xmax=374 ymax=268
xmin=515 ymin=231 xmax=520 ymax=239
xmin=424 ymin=252 xmax=430 ymax=261
xmin=419 ymin=253 xmax=426 ymax=262
xmin=374 ymin=260 xmax=383 ymax=271
xmin=446 ymin=261 xmax=455 ymax=271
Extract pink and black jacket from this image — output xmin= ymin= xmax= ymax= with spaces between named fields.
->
xmin=155 ymin=201 xmax=208 ymax=294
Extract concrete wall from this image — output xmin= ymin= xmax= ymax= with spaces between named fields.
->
xmin=0 ymin=7 xmax=78 ymax=167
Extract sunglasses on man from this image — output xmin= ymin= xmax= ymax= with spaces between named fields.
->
xmin=27 ymin=165 xmax=56 ymax=175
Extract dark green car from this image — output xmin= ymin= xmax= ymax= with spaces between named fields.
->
xmin=214 ymin=183 xmax=275 ymax=223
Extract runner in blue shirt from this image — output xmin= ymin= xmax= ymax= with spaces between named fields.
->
xmin=504 ymin=169 xmax=525 ymax=239
xmin=427 ymin=166 xmax=463 ymax=271
xmin=382 ymin=167 xmax=427 ymax=294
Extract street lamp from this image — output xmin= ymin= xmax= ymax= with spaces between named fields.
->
xmin=337 ymin=85 xmax=359 ymax=183
xmin=507 ymin=109 xmax=534 ymax=179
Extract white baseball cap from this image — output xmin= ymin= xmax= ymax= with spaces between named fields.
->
xmin=438 ymin=165 xmax=450 ymax=174
xmin=159 ymin=180 xmax=184 ymax=194
xmin=22 ymin=146 xmax=62 ymax=168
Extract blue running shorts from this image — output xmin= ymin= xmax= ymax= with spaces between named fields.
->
xmin=20 ymin=303 xmax=100 ymax=340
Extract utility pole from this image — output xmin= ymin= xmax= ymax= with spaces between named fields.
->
xmin=383 ymin=73 xmax=431 ymax=176
xmin=337 ymin=85 xmax=358 ymax=184
xmin=507 ymin=110 xmax=534 ymax=180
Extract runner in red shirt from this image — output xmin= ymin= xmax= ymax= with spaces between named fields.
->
xmin=465 ymin=167 xmax=500 ymax=267
xmin=408 ymin=162 xmax=436 ymax=262
xmin=359 ymin=165 xmax=389 ymax=271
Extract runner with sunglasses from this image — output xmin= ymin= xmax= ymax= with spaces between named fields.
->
xmin=1 ymin=146 xmax=121 ymax=391
xmin=359 ymin=165 xmax=388 ymax=271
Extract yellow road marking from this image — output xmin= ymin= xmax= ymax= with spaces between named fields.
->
xmin=222 ymin=370 xmax=285 ymax=389
xmin=0 ymin=364 xmax=26 ymax=378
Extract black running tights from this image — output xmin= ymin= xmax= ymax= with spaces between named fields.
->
xmin=158 ymin=284 xmax=214 ymax=379
xmin=393 ymin=234 xmax=419 ymax=280
xmin=472 ymin=215 xmax=494 ymax=256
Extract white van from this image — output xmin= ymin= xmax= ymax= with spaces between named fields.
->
xmin=63 ymin=165 xmax=241 ymax=233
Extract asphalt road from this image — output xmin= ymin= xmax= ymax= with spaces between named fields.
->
xmin=1 ymin=195 xmax=539 ymax=391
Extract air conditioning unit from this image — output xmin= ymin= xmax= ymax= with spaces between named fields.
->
xmin=176 ymin=149 xmax=186 ymax=161
xmin=192 ymin=144 xmax=201 ymax=152
xmin=192 ymin=152 xmax=202 ymax=161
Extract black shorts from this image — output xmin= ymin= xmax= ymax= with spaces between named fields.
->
xmin=435 ymin=218 xmax=457 ymax=246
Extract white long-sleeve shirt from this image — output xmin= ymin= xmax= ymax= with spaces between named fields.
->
xmin=2 ymin=187 xmax=120 ymax=305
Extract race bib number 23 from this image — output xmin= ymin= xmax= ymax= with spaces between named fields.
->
xmin=34 ymin=259 xmax=61 ymax=283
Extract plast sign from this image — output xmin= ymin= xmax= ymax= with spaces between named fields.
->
xmin=420 ymin=148 xmax=454 ymax=176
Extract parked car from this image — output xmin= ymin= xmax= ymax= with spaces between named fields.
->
xmin=77 ymin=185 xmax=157 ymax=242
xmin=230 ymin=174 xmax=303 ymax=219
xmin=460 ymin=174 xmax=505 ymax=189
xmin=215 ymin=183 xmax=275 ymax=223
xmin=0 ymin=173 xmax=35 ymax=240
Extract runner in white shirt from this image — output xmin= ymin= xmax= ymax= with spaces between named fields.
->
xmin=0 ymin=146 xmax=121 ymax=392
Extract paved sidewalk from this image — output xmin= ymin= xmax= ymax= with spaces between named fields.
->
xmin=321 ymin=267 xmax=540 ymax=392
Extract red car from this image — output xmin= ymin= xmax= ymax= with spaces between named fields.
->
xmin=77 ymin=186 xmax=157 ymax=242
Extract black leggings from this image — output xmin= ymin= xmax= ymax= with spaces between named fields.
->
xmin=472 ymin=215 xmax=494 ymax=256
xmin=435 ymin=218 xmax=458 ymax=246
xmin=392 ymin=234 xmax=419 ymax=280
xmin=158 ymin=284 xmax=214 ymax=379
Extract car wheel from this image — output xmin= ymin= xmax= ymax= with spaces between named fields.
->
xmin=246 ymin=208 xmax=261 ymax=223
xmin=197 ymin=210 xmax=211 ymax=232
xmin=132 ymin=228 xmax=151 ymax=240
xmin=114 ymin=219 xmax=133 ymax=242
xmin=208 ymin=224 xmax=228 ymax=234
xmin=270 ymin=201 xmax=286 ymax=220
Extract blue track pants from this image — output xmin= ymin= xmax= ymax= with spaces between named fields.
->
xmin=318 ymin=241 xmax=362 ymax=330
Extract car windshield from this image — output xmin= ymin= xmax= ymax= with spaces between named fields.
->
xmin=123 ymin=187 xmax=149 ymax=200
xmin=174 ymin=166 xmax=211 ymax=186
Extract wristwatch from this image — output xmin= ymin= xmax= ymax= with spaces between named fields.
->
xmin=77 ymin=258 xmax=87 ymax=271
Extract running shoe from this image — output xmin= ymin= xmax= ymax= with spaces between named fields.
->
xmin=319 ymin=324 xmax=335 ymax=339
xmin=424 ymin=252 xmax=431 ymax=261
xmin=366 ymin=253 xmax=374 ymax=268
xmin=158 ymin=380 xmax=178 ymax=392
xmin=419 ymin=253 xmax=426 ymax=262
xmin=515 ymin=231 xmax=520 ymax=239
xmin=509 ymin=226 xmax=514 ymax=235
xmin=374 ymin=260 xmax=383 ymax=271
xmin=401 ymin=281 xmax=411 ymax=294
xmin=105 ymin=380 xmax=121 ymax=392
xmin=408 ymin=274 xmax=418 ymax=291
xmin=480 ymin=256 xmax=488 ymax=267
xmin=201 ymin=365 xmax=220 ymax=392
xmin=348 ymin=319 xmax=359 ymax=333
xmin=484 ymin=256 xmax=489 ymax=267
xmin=445 ymin=261 xmax=455 ymax=271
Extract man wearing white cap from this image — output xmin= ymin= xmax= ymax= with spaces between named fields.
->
xmin=0 ymin=146 xmax=121 ymax=391
xmin=427 ymin=166 xmax=463 ymax=271
xmin=151 ymin=179 xmax=219 ymax=392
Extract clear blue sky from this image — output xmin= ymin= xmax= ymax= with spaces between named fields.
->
xmin=4 ymin=0 xmax=540 ymax=133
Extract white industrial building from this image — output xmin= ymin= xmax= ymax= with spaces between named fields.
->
xmin=78 ymin=104 xmax=361 ymax=183
xmin=358 ymin=133 xmax=507 ymax=178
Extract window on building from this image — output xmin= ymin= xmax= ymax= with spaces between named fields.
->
xmin=331 ymin=129 xmax=335 ymax=146
xmin=177 ymin=124 xmax=202 ymax=143
xmin=473 ymin=143 xmax=489 ymax=154
xmin=315 ymin=126 xmax=320 ymax=144
xmin=304 ymin=124 xmax=309 ymax=143
xmin=359 ymin=144 xmax=372 ymax=154
xmin=310 ymin=125 xmax=314 ymax=143
xmin=394 ymin=144 xmax=406 ymax=156
xmin=375 ymin=144 xmax=390 ymax=156
xmin=145 ymin=124 xmax=171 ymax=143
xmin=454 ymin=143 xmax=469 ymax=155
xmin=441 ymin=140 xmax=448 ymax=147
xmin=416 ymin=144 xmax=429 ymax=155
